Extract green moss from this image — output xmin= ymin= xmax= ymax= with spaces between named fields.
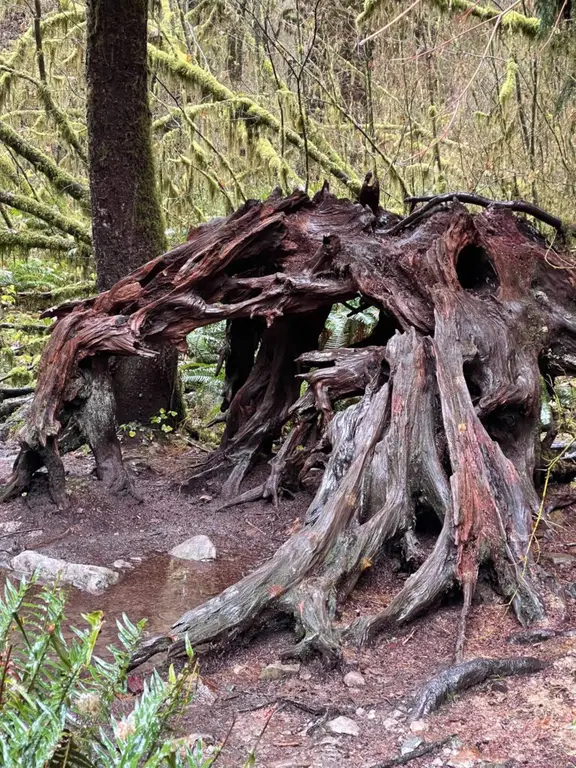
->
xmin=0 ymin=189 xmax=90 ymax=244
xmin=0 ymin=120 xmax=90 ymax=207
xmin=0 ymin=229 xmax=76 ymax=252
xmin=356 ymin=0 xmax=381 ymax=26
xmin=431 ymin=0 xmax=540 ymax=35
xmin=499 ymin=58 xmax=519 ymax=106
xmin=148 ymin=45 xmax=361 ymax=193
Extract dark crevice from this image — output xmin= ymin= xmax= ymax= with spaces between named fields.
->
xmin=456 ymin=244 xmax=499 ymax=295
xmin=463 ymin=357 xmax=483 ymax=406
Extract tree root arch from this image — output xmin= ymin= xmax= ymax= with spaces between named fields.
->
xmin=2 ymin=186 xmax=576 ymax=665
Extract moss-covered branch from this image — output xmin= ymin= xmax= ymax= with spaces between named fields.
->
xmin=148 ymin=45 xmax=362 ymax=194
xmin=0 ymin=120 xmax=90 ymax=208
xmin=0 ymin=64 xmax=87 ymax=164
xmin=0 ymin=9 xmax=86 ymax=105
xmin=356 ymin=0 xmax=540 ymax=36
xmin=0 ymin=228 xmax=77 ymax=253
xmin=0 ymin=189 xmax=91 ymax=245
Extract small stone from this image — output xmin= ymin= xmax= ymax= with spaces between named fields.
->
xmin=113 ymin=559 xmax=134 ymax=570
xmin=367 ymin=709 xmax=376 ymax=720
xmin=392 ymin=708 xmax=406 ymax=719
xmin=199 ymin=494 xmax=213 ymax=502
xmin=447 ymin=746 xmax=483 ymax=767
xmin=327 ymin=716 xmax=359 ymax=736
xmin=410 ymin=719 xmax=429 ymax=733
xmin=383 ymin=717 xmax=399 ymax=730
xmin=343 ymin=671 xmax=365 ymax=688
xmin=299 ymin=670 xmax=311 ymax=681
xmin=431 ymin=759 xmax=444 ymax=767
xmin=170 ymin=535 xmax=216 ymax=561
xmin=130 ymin=556 xmax=142 ymax=562
xmin=545 ymin=552 xmax=576 ymax=567
xmin=193 ymin=678 xmax=217 ymax=705
xmin=260 ymin=661 xmax=301 ymax=680
xmin=355 ymin=707 xmax=365 ymax=717
xmin=0 ymin=520 xmax=21 ymax=534
xmin=9 ymin=551 xmax=118 ymax=594
xmin=401 ymin=737 xmax=424 ymax=755
xmin=186 ymin=733 xmax=215 ymax=746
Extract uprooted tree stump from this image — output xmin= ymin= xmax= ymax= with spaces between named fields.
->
xmin=3 ymin=182 xmax=576 ymax=667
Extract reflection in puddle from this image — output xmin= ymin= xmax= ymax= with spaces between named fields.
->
xmin=60 ymin=554 xmax=246 ymax=650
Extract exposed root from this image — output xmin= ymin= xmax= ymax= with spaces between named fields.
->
xmin=4 ymin=187 xmax=576 ymax=668
xmin=410 ymin=656 xmax=548 ymax=720
xmin=367 ymin=735 xmax=455 ymax=768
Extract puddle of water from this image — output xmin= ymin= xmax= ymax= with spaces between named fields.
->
xmin=4 ymin=554 xmax=247 ymax=653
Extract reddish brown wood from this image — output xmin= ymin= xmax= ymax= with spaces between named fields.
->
xmin=3 ymin=187 xmax=576 ymax=667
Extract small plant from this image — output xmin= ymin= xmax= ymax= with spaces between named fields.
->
xmin=0 ymin=578 xmax=215 ymax=767
xmin=150 ymin=407 xmax=178 ymax=434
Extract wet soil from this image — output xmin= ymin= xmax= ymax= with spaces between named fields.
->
xmin=1 ymin=437 xmax=576 ymax=767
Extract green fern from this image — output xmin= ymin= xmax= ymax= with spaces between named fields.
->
xmin=0 ymin=579 xmax=212 ymax=768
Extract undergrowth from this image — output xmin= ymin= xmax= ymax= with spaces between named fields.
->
xmin=0 ymin=577 xmax=216 ymax=768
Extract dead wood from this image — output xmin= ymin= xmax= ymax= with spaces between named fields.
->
xmin=2 ymin=184 xmax=576 ymax=667
xmin=367 ymin=735 xmax=455 ymax=768
xmin=411 ymin=656 xmax=548 ymax=719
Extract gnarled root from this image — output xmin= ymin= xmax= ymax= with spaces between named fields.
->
xmin=411 ymin=656 xmax=547 ymax=719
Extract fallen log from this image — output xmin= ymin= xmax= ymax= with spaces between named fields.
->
xmin=2 ymin=184 xmax=576 ymax=667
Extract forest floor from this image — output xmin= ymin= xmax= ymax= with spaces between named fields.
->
xmin=1 ymin=437 xmax=576 ymax=767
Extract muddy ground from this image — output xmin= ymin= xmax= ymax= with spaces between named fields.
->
xmin=1 ymin=437 xmax=576 ymax=767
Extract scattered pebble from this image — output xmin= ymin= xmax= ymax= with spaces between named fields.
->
xmin=170 ymin=534 xmax=216 ymax=561
xmin=544 ymin=552 xmax=576 ymax=567
xmin=327 ymin=715 xmax=360 ymax=736
xmin=113 ymin=559 xmax=134 ymax=570
xmin=401 ymin=736 xmax=424 ymax=755
xmin=410 ymin=718 xmax=429 ymax=733
xmin=343 ymin=670 xmax=365 ymax=688
xmin=260 ymin=661 xmax=301 ymax=680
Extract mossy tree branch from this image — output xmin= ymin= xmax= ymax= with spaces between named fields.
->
xmin=0 ymin=120 xmax=90 ymax=208
xmin=0 ymin=229 xmax=76 ymax=253
xmin=0 ymin=64 xmax=87 ymax=165
xmin=148 ymin=45 xmax=362 ymax=194
xmin=356 ymin=0 xmax=541 ymax=35
xmin=0 ymin=189 xmax=91 ymax=246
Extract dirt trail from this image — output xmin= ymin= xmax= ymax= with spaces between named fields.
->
xmin=1 ymin=437 xmax=576 ymax=767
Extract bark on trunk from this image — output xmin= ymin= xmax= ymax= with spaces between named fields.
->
xmin=3 ymin=185 xmax=576 ymax=667
xmin=86 ymin=0 xmax=178 ymax=424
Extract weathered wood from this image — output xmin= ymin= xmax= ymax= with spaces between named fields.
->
xmin=411 ymin=656 xmax=548 ymax=719
xmin=2 ymin=185 xmax=576 ymax=667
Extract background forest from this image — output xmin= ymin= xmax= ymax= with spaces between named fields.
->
xmin=0 ymin=0 xmax=574 ymax=406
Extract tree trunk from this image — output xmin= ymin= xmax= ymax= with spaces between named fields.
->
xmin=85 ymin=0 xmax=179 ymax=424
xmin=3 ymin=185 xmax=576 ymax=667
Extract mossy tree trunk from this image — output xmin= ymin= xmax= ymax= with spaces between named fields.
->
xmin=86 ymin=0 xmax=179 ymax=424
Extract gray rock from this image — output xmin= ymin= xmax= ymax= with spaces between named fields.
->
xmin=401 ymin=737 xmax=424 ymax=755
xmin=113 ymin=559 xmax=134 ymax=570
xmin=327 ymin=716 xmax=360 ymax=736
xmin=343 ymin=671 xmax=365 ymax=688
xmin=260 ymin=661 xmax=301 ymax=680
xmin=170 ymin=535 xmax=216 ymax=561
xmin=0 ymin=520 xmax=21 ymax=534
xmin=545 ymin=552 xmax=576 ymax=567
xmin=10 ymin=551 xmax=118 ymax=594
